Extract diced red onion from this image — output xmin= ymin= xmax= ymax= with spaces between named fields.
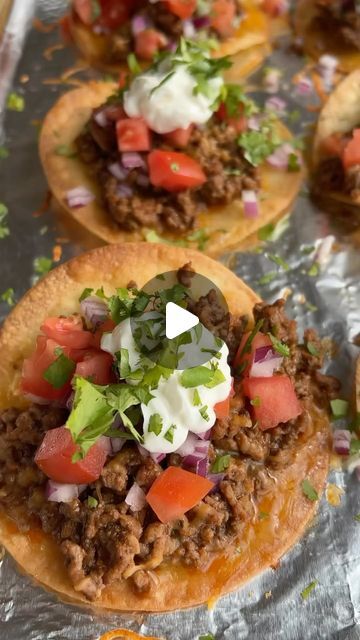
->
xmin=23 ymin=391 xmax=49 ymax=405
xmin=242 ymin=190 xmax=259 ymax=219
xmin=110 ymin=437 xmax=125 ymax=454
xmin=80 ymin=295 xmax=108 ymax=328
xmin=137 ymin=444 xmax=166 ymax=463
xmin=98 ymin=436 xmax=112 ymax=455
xmin=183 ymin=440 xmax=210 ymax=467
xmin=193 ymin=15 xmax=210 ymax=29
xmin=108 ymin=162 xmax=129 ymax=181
xmin=318 ymin=54 xmax=338 ymax=91
xmin=194 ymin=457 xmax=208 ymax=477
xmin=125 ymin=482 xmax=147 ymax=511
xmin=166 ymin=40 xmax=177 ymax=52
xmin=265 ymin=96 xmax=287 ymax=117
xmin=66 ymin=392 xmax=74 ymax=411
xmin=46 ymin=480 xmax=86 ymax=503
xmin=66 ymin=186 xmax=95 ymax=208
xmin=94 ymin=110 xmax=108 ymax=128
xmin=250 ymin=346 xmax=283 ymax=378
xmin=176 ymin=432 xmax=199 ymax=457
xmin=207 ymin=472 xmax=225 ymax=488
xmin=198 ymin=429 xmax=211 ymax=440
xmin=137 ymin=172 xmax=150 ymax=188
xmin=267 ymin=143 xmax=300 ymax=170
xmin=121 ymin=152 xmax=146 ymax=170
xmin=183 ymin=19 xmax=196 ymax=37
xmin=296 ymin=76 xmax=313 ymax=96
xmin=131 ymin=14 xmax=150 ymax=35
xmin=117 ymin=184 xmax=134 ymax=198
xmin=333 ymin=429 xmax=351 ymax=456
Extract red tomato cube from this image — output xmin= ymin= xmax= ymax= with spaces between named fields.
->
xmin=116 ymin=118 xmax=151 ymax=152
xmin=243 ymin=375 xmax=302 ymax=430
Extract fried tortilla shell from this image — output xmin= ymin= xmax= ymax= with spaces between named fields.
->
xmin=294 ymin=0 xmax=360 ymax=73
xmin=69 ymin=1 xmax=270 ymax=81
xmin=313 ymin=70 xmax=360 ymax=205
xmin=39 ymin=82 xmax=303 ymax=256
xmin=0 ymin=243 xmax=330 ymax=611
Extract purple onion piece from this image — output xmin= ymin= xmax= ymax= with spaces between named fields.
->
xmin=131 ymin=13 xmax=151 ymax=36
xmin=193 ymin=15 xmax=210 ymax=29
xmin=46 ymin=480 xmax=86 ymax=503
xmin=108 ymin=162 xmax=129 ymax=181
xmin=125 ymin=482 xmax=147 ymax=511
xmin=80 ymin=295 xmax=108 ymax=329
xmin=121 ymin=151 xmax=146 ymax=169
xmin=66 ymin=186 xmax=95 ymax=209
xmin=94 ymin=110 xmax=108 ymax=128
xmin=117 ymin=184 xmax=134 ymax=198
xmin=250 ymin=347 xmax=283 ymax=378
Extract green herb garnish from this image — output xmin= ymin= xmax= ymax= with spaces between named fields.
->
xmin=308 ymin=262 xmax=320 ymax=277
xmin=193 ymin=389 xmax=201 ymax=406
xmin=87 ymin=496 xmax=98 ymax=508
xmin=199 ymin=405 xmax=210 ymax=422
xmin=1 ymin=287 xmax=15 ymax=306
xmin=350 ymin=439 xmax=360 ymax=454
xmin=43 ymin=349 xmax=76 ymax=389
xmin=127 ymin=52 xmax=142 ymax=75
xmin=267 ymin=253 xmax=290 ymax=271
xmin=181 ymin=365 xmax=216 ymax=388
xmin=0 ymin=203 xmax=9 ymax=239
xmin=257 ymin=272 xmax=277 ymax=286
xmin=211 ymin=454 xmax=230 ymax=473
xmin=307 ymin=342 xmax=320 ymax=356
xmin=7 ymin=92 xmax=25 ymax=112
xmin=79 ymin=287 xmax=93 ymax=302
xmin=354 ymin=514 xmax=360 ymax=522
xmin=301 ymin=479 xmax=319 ymax=502
xmin=33 ymin=256 xmax=53 ymax=277
xmin=268 ymin=333 xmax=290 ymax=357
xmin=250 ymin=396 xmax=261 ymax=407
xmin=164 ymin=424 xmax=176 ymax=443
xmin=148 ymin=413 xmax=163 ymax=436
xmin=330 ymin=399 xmax=348 ymax=419
xmin=300 ymin=580 xmax=318 ymax=600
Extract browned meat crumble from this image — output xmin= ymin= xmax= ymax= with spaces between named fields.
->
xmin=0 ymin=296 xmax=338 ymax=601
xmin=315 ymin=1 xmax=360 ymax=51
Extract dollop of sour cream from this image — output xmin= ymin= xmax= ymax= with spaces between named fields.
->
xmin=101 ymin=318 xmax=232 ymax=454
xmin=123 ymin=64 xmax=223 ymax=134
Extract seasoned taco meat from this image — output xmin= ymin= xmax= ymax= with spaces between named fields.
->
xmin=315 ymin=1 xmax=360 ymax=51
xmin=0 ymin=296 xmax=337 ymax=601
xmin=76 ymin=120 xmax=258 ymax=233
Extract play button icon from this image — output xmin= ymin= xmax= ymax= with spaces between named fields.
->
xmin=165 ymin=302 xmax=199 ymax=340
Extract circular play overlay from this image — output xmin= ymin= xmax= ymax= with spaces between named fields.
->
xmin=130 ymin=268 xmax=230 ymax=370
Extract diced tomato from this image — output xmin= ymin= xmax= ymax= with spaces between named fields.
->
xmin=92 ymin=318 xmax=117 ymax=349
xmin=210 ymin=0 xmax=236 ymax=37
xmin=97 ymin=0 xmax=129 ymax=30
xmin=164 ymin=125 xmax=193 ymax=148
xmin=118 ymin=69 xmax=129 ymax=89
xmin=321 ymin=133 xmax=347 ymax=158
xmin=35 ymin=426 xmax=107 ymax=484
xmin=59 ymin=15 xmax=72 ymax=43
xmin=75 ymin=351 xmax=114 ymax=385
xmin=243 ymin=375 xmax=302 ymax=430
xmin=146 ymin=466 xmax=214 ymax=523
xmin=135 ymin=29 xmax=167 ymax=61
xmin=41 ymin=315 xmax=94 ymax=349
xmin=233 ymin=331 xmax=272 ymax=375
xmin=73 ymin=0 xmax=95 ymax=25
xmin=164 ymin=0 xmax=197 ymax=19
xmin=148 ymin=150 xmax=206 ymax=192
xmin=214 ymin=395 xmax=230 ymax=419
xmin=21 ymin=337 xmax=73 ymax=401
xmin=216 ymin=102 xmax=248 ymax=133
xmin=342 ymin=129 xmax=360 ymax=169
xmin=116 ymin=118 xmax=151 ymax=152
xmin=262 ymin=0 xmax=285 ymax=17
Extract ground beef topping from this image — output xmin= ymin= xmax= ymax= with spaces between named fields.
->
xmin=315 ymin=1 xmax=360 ymax=51
xmin=314 ymin=126 xmax=360 ymax=200
xmin=76 ymin=119 xmax=258 ymax=234
xmin=0 ymin=298 xmax=337 ymax=601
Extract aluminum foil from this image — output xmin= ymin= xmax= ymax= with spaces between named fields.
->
xmin=0 ymin=1 xmax=360 ymax=638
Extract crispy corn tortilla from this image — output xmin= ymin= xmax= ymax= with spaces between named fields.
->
xmin=69 ymin=1 xmax=270 ymax=80
xmin=294 ymin=0 xmax=360 ymax=73
xmin=314 ymin=70 xmax=360 ymax=205
xmin=39 ymin=81 xmax=303 ymax=256
xmin=0 ymin=243 xmax=330 ymax=611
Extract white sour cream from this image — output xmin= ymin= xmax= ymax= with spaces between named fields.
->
xmin=123 ymin=64 xmax=223 ymax=134
xmin=101 ymin=319 xmax=232 ymax=454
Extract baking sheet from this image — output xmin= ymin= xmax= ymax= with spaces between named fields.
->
xmin=0 ymin=1 xmax=360 ymax=639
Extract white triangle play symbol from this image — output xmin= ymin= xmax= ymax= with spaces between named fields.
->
xmin=165 ymin=302 xmax=199 ymax=340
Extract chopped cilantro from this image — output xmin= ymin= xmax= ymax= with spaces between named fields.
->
xmin=330 ymin=399 xmax=348 ymax=419
xmin=87 ymin=496 xmax=98 ymax=508
xmin=350 ymin=439 xmax=360 ymax=454
xmin=55 ymin=144 xmax=77 ymax=158
xmin=186 ymin=228 xmax=209 ymax=251
xmin=180 ymin=365 xmax=215 ymax=388
xmin=199 ymin=635 xmax=215 ymax=640
xmin=222 ymin=83 xmax=257 ymax=117
xmin=238 ymin=118 xmax=280 ymax=167
xmin=0 ymin=146 xmax=9 ymax=159
xmin=43 ymin=350 xmax=76 ymax=389
xmin=301 ymin=245 xmax=315 ymax=255
xmin=211 ymin=453 xmax=230 ymax=473
xmin=258 ymin=223 xmax=275 ymax=241
xmin=117 ymin=348 xmax=131 ymax=379
xmin=33 ymin=256 xmax=53 ymax=277
xmin=288 ymin=152 xmax=301 ymax=172
xmin=7 ymin=92 xmax=25 ymax=111
xmin=127 ymin=52 xmax=142 ymax=75
xmin=350 ymin=412 xmax=360 ymax=432
xmin=257 ymin=271 xmax=277 ymax=285
xmin=199 ymin=405 xmax=210 ymax=421
xmin=307 ymin=342 xmax=320 ymax=356
xmin=354 ymin=514 xmax=360 ymax=522
xmin=164 ymin=424 xmax=176 ymax=443
xmin=267 ymin=253 xmax=290 ymax=271
xmin=301 ymin=580 xmax=318 ymax=600
xmin=0 ymin=203 xmax=9 ymax=239
xmin=1 ymin=287 xmax=15 ymax=306
xmin=250 ymin=396 xmax=261 ymax=407
xmin=308 ymin=262 xmax=320 ymax=277
xmin=268 ymin=333 xmax=290 ymax=357
xmin=305 ymin=301 xmax=318 ymax=312
xmin=150 ymin=71 xmax=176 ymax=95
xmin=236 ymin=319 xmax=264 ymax=364
xmin=301 ymin=479 xmax=318 ymax=502
xmin=148 ymin=413 xmax=163 ymax=436
xmin=79 ymin=287 xmax=93 ymax=302
xmin=193 ymin=389 xmax=201 ymax=406
xmin=258 ymin=511 xmax=269 ymax=520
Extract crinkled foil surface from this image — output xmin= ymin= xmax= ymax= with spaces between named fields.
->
xmin=0 ymin=1 xmax=360 ymax=638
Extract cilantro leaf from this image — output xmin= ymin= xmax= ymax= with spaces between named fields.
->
xmin=193 ymin=389 xmax=201 ymax=406
xmin=199 ymin=635 xmax=215 ymax=640
xmin=0 ymin=203 xmax=10 ymax=239
xmin=236 ymin=319 xmax=264 ymax=365
xmin=238 ymin=118 xmax=281 ymax=166
xmin=1 ymin=287 xmax=15 ymax=306
xmin=300 ymin=580 xmax=318 ymax=600
xmin=79 ymin=287 xmax=93 ymax=302
xmin=301 ymin=479 xmax=318 ymax=502
xmin=43 ymin=350 xmax=76 ymax=389
xmin=267 ymin=333 xmax=290 ymax=357
xmin=308 ymin=262 xmax=320 ymax=277
xmin=127 ymin=52 xmax=142 ymax=75
xmin=7 ymin=92 xmax=25 ymax=112
xmin=164 ymin=424 xmax=176 ymax=443
xmin=257 ymin=272 xmax=277 ymax=286
xmin=180 ymin=365 xmax=215 ymax=388
xmin=148 ymin=413 xmax=163 ymax=436
xmin=33 ymin=256 xmax=53 ymax=277
xmin=354 ymin=514 xmax=360 ymax=522
xmin=199 ymin=405 xmax=210 ymax=421
xmin=87 ymin=496 xmax=98 ymax=508
xmin=350 ymin=439 xmax=360 ymax=454
xmin=267 ymin=253 xmax=290 ymax=271
xmin=211 ymin=454 xmax=230 ymax=473
xmin=330 ymin=399 xmax=348 ymax=419
xmin=307 ymin=342 xmax=320 ymax=356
